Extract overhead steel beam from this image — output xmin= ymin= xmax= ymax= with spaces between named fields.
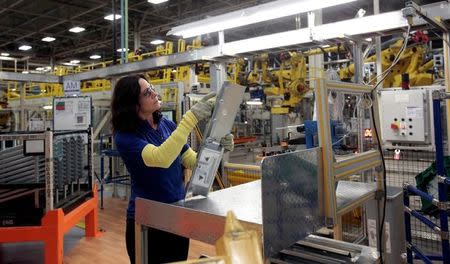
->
xmin=63 ymin=45 xmax=223 ymax=81
xmin=0 ymin=72 xmax=61 ymax=83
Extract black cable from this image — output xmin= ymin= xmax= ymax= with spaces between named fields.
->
xmin=370 ymin=91 xmax=387 ymax=264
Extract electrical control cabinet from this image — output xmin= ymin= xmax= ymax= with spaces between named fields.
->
xmin=379 ymin=89 xmax=431 ymax=144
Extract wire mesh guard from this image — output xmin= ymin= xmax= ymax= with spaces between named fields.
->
xmin=385 ymin=149 xmax=444 ymax=254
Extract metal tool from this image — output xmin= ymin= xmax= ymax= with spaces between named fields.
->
xmin=185 ymin=81 xmax=246 ymax=198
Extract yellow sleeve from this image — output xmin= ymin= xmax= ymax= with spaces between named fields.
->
xmin=141 ymin=111 xmax=197 ymax=168
xmin=181 ymin=147 xmax=197 ymax=170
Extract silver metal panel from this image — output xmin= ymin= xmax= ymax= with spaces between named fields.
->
xmin=135 ymin=180 xmax=262 ymax=244
xmin=334 ymin=150 xmax=382 ymax=180
xmin=0 ymin=71 xmax=61 ymax=83
xmin=336 ymin=181 xmax=377 ymax=215
xmin=206 ymin=82 xmax=246 ymax=140
xmin=303 ymin=235 xmax=379 ymax=263
xmin=186 ymin=82 xmax=246 ymax=197
xmin=261 ymin=148 xmax=325 ymax=258
xmin=64 ymin=46 xmax=222 ymax=81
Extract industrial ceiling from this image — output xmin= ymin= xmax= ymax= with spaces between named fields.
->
xmin=0 ymin=0 xmax=443 ymax=67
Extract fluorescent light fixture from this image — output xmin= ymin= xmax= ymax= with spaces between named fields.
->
xmin=1 ymin=52 xmax=9 ymax=56
xmin=104 ymin=14 xmax=121 ymax=21
xmin=321 ymin=44 xmax=331 ymax=48
xmin=89 ymin=54 xmax=101 ymax=59
xmin=150 ymin=39 xmax=164 ymax=45
xmin=70 ymin=60 xmax=80 ymax=64
xmin=22 ymin=70 xmax=29 ymax=74
xmin=246 ymin=99 xmax=263 ymax=106
xmin=36 ymin=67 xmax=44 ymax=71
xmin=43 ymin=105 xmax=53 ymax=110
xmin=42 ymin=37 xmax=56 ymax=42
xmin=69 ymin=26 xmax=85 ymax=33
xmin=116 ymin=48 xmax=129 ymax=52
xmin=167 ymin=0 xmax=357 ymax=38
xmin=222 ymin=11 xmax=408 ymax=55
xmin=19 ymin=45 xmax=32 ymax=51
xmin=148 ymin=0 xmax=168 ymax=4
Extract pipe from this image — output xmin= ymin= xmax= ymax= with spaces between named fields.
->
xmin=112 ymin=0 xmax=117 ymax=64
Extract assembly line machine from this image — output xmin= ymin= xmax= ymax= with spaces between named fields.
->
xmin=0 ymin=128 xmax=100 ymax=264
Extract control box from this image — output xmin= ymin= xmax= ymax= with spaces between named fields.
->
xmin=379 ymin=89 xmax=430 ymax=144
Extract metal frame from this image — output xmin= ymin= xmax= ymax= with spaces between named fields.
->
xmin=403 ymin=91 xmax=450 ymax=264
xmin=0 ymin=128 xmax=94 ymax=214
xmin=315 ymin=79 xmax=384 ymax=239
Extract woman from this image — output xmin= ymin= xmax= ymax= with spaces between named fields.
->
xmin=111 ymin=74 xmax=233 ymax=263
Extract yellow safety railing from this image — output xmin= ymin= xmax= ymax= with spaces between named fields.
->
xmin=5 ymin=39 xmax=244 ymax=101
xmin=223 ymin=162 xmax=261 ymax=186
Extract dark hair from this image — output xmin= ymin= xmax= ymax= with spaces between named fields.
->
xmin=111 ymin=74 xmax=161 ymax=132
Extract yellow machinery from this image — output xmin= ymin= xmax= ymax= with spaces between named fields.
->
xmin=247 ymin=52 xmax=309 ymax=112
xmin=340 ymin=39 xmax=434 ymax=87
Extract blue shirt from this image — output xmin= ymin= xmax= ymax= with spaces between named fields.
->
xmin=115 ymin=118 xmax=189 ymax=219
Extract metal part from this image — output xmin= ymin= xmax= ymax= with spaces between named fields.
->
xmin=64 ymin=45 xmax=222 ymax=81
xmin=0 ymin=71 xmax=60 ymax=83
xmin=261 ymin=148 xmax=324 ymax=258
xmin=432 ymin=90 xmax=450 ymax=100
xmin=336 ymin=181 xmax=377 ymax=215
xmin=271 ymin=235 xmax=379 ymax=263
xmin=185 ymin=82 xmax=246 ymax=197
xmin=334 ymin=150 xmax=382 ymax=180
xmin=136 ymin=180 xmax=262 ymax=245
xmin=403 ymin=0 xmax=448 ymax=33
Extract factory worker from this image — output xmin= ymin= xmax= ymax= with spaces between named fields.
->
xmin=111 ymin=74 xmax=234 ymax=264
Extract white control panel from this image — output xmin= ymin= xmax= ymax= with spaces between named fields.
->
xmin=379 ymin=89 xmax=430 ymax=144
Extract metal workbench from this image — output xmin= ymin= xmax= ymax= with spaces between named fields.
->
xmin=134 ymin=148 xmax=379 ymax=263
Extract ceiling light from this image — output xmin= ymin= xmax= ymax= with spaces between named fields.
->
xmin=116 ymin=48 xmax=129 ymax=52
xmin=42 ymin=37 xmax=56 ymax=42
xmin=70 ymin=60 xmax=80 ymax=64
xmin=148 ymin=0 xmax=168 ymax=4
xmin=69 ymin=26 xmax=85 ymax=33
xmin=36 ymin=67 xmax=44 ymax=71
xmin=22 ymin=70 xmax=29 ymax=74
xmin=19 ymin=45 xmax=32 ymax=51
xmin=246 ymin=99 xmax=263 ymax=106
xmin=150 ymin=39 xmax=164 ymax=45
xmin=1 ymin=52 xmax=9 ymax=56
xmin=167 ymin=0 xmax=357 ymax=38
xmin=43 ymin=105 xmax=53 ymax=110
xmin=90 ymin=54 xmax=101 ymax=59
xmin=104 ymin=14 xmax=122 ymax=21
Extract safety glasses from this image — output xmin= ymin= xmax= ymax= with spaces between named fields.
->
xmin=142 ymin=85 xmax=157 ymax=98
